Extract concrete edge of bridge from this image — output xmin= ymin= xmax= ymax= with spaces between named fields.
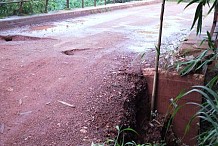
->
xmin=0 ymin=0 xmax=160 ymax=30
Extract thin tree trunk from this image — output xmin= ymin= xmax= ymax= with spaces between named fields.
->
xmin=150 ymin=0 xmax=166 ymax=120
xmin=45 ymin=0 xmax=49 ymax=13
xmin=18 ymin=0 xmax=23 ymax=14
xmin=94 ymin=0 xmax=96 ymax=7
xmin=82 ymin=0 xmax=84 ymax=8
xmin=66 ymin=0 xmax=69 ymax=9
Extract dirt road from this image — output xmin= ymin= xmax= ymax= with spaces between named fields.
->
xmin=0 ymin=2 xmax=209 ymax=145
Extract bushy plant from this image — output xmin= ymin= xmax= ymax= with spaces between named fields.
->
xmin=0 ymin=3 xmax=19 ymax=17
xmin=0 ymin=0 xmax=47 ymax=17
xmin=91 ymin=126 xmax=137 ymax=146
xmin=168 ymin=75 xmax=218 ymax=145
xmin=177 ymin=31 xmax=218 ymax=76
xmin=178 ymin=0 xmax=218 ymax=34
xmin=0 ymin=0 xmax=141 ymax=18
xmin=91 ymin=126 xmax=166 ymax=146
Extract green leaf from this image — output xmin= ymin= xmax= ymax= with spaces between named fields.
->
xmin=207 ymin=1 xmax=218 ymax=15
xmin=206 ymin=31 xmax=216 ymax=49
xmin=191 ymin=3 xmax=203 ymax=34
xmin=196 ymin=7 xmax=202 ymax=34
xmin=185 ymin=0 xmax=200 ymax=9
xmin=155 ymin=46 xmax=160 ymax=56
xmin=177 ymin=0 xmax=184 ymax=4
xmin=206 ymin=75 xmax=218 ymax=88
xmin=140 ymin=52 xmax=146 ymax=59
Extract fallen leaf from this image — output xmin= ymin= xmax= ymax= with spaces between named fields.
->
xmin=57 ymin=100 xmax=75 ymax=108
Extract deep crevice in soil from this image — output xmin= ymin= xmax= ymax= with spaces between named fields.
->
xmin=89 ymin=61 xmax=178 ymax=145
xmin=119 ymin=73 xmax=178 ymax=145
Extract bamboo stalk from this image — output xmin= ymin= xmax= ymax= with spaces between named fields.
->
xmin=150 ymin=0 xmax=166 ymax=120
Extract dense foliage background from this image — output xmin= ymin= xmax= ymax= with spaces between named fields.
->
xmin=0 ymin=0 xmax=140 ymax=18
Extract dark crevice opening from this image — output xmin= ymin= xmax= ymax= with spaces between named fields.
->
xmin=119 ymin=75 xmax=178 ymax=145
xmin=4 ymin=36 xmax=13 ymax=41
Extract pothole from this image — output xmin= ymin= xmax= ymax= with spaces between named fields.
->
xmin=0 ymin=35 xmax=43 ymax=42
xmin=62 ymin=47 xmax=104 ymax=55
xmin=3 ymin=36 xmax=13 ymax=42
xmin=62 ymin=48 xmax=90 ymax=55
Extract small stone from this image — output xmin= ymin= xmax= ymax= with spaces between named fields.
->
xmin=80 ymin=129 xmax=87 ymax=134
xmin=83 ymin=126 xmax=88 ymax=129
xmin=19 ymin=99 xmax=22 ymax=105
xmin=24 ymin=136 xmax=31 ymax=141
xmin=46 ymin=102 xmax=51 ymax=105
xmin=0 ymin=123 xmax=4 ymax=134
xmin=6 ymin=87 xmax=13 ymax=92
xmin=144 ymin=64 xmax=150 ymax=67
xmin=19 ymin=111 xmax=32 ymax=115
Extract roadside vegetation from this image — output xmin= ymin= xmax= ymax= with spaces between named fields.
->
xmin=168 ymin=31 xmax=218 ymax=145
xmin=0 ymin=0 xmax=140 ymax=18
xmin=92 ymin=126 xmax=166 ymax=146
xmin=170 ymin=0 xmax=218 ymax=144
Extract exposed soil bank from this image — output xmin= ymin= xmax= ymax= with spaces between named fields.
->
xmin=90 ymin=69 xmax=179 ymax=145
xmin=85 ymin=63 xmax=149 ymax=143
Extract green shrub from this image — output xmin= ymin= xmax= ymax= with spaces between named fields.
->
xmin=177 ymin=32 xmax=218 ymax=76
xmin=169 ymin=75 xmax=218 ymax=145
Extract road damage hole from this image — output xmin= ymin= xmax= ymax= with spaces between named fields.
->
xmin=0 ymin=35 xmax=43 ymax=42
xmin=62 ymin=47 xmax=105 ymax=55
xmin=62 ymin=48 xmax=90 ymax=55
xmin=4 ymin=36 xmax=13 ymax=41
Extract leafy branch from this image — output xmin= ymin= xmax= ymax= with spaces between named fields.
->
xmin=177 ymin=31 xmax=218 ymax=76
xmin=178 ymin=0 xmax=218 ymax=34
